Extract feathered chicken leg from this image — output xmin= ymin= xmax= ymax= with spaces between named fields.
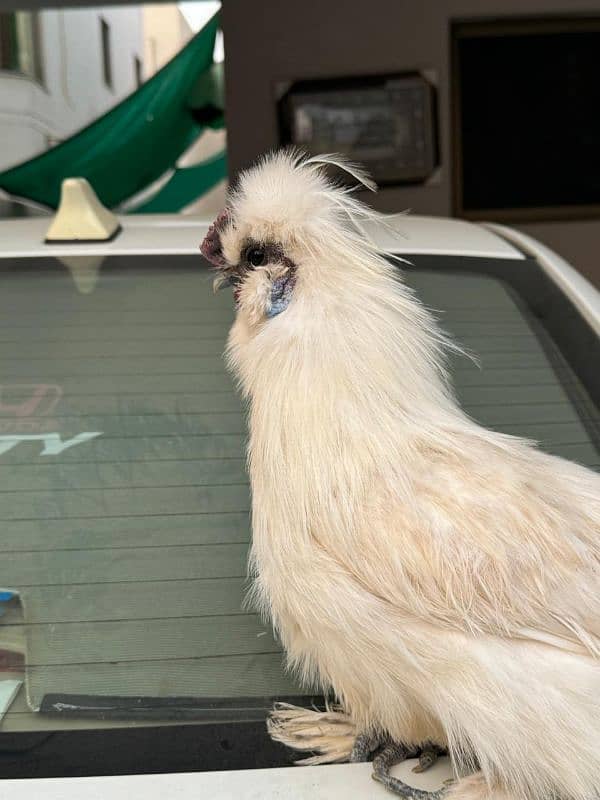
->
xmin=349 ymin=732 xmax=379 ymax=762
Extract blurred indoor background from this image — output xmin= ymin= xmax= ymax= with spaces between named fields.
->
xmin=1 ymin=0 xmax=600 ymax=286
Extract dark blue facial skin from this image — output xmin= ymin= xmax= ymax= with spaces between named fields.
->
xmin=267 ymin=272 xmax=297 ymax=317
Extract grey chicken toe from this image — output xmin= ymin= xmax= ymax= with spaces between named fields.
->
xmin=371 ymin=740 xmax=448 ymax=799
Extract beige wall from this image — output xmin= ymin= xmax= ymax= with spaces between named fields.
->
xmin=143 ymin=3 xmax=192 ymax=78
xmin=221 ymin=0 xmax=600 ymax=285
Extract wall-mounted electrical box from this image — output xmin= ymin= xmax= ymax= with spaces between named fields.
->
xmin=278 ymin=73 xmax=438 ymax=186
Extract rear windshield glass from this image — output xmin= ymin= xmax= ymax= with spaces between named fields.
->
xmin=0 ymin=253 xmax=598 ymax=742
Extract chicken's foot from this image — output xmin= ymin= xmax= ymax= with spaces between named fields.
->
xmin=355 ymin=738 xmax=449 ymax=799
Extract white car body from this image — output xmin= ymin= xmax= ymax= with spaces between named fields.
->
xmin=0 ymin=212 xmax=598 ymax=798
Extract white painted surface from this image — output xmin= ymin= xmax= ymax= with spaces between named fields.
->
xmin=0 ymin=215 xmax=206 ymax=257
xmin=0 ymin=6 xmax=143 ymax=171
xmin=0 ymin=758 xmax=454 ymax=800
xmin=484 ymin=222 xmax=600 ymax=336
xmin=362 ymin=214 xmax=524 ymax=260
xmin=0 ymin=214 xmax=523 ymax=260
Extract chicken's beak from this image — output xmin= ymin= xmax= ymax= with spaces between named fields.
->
xmin=212 ymin=273 xmax=235 ymax=293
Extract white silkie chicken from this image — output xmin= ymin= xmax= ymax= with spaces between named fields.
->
xmin=200 ymin=151 xmax=600 ymax=800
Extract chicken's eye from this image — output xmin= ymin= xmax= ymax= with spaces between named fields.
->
xmin=246 ymin=246 xmax=266 ymax=267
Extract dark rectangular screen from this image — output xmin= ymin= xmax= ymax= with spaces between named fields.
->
xmin=454 ymin=19 xmax=600 ymax=219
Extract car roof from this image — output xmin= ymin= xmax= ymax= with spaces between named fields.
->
xmin=0 ymin=213 xmax=524 ymax=260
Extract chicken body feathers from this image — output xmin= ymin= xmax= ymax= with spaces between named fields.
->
xmin=221 ymin=151 xmax=600 ymax=800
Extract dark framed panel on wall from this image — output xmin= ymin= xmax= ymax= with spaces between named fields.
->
xmin=452 ymin=16 xmax=600 ymax=222
xmin=278 ymin=71 xmax=439 ymax=187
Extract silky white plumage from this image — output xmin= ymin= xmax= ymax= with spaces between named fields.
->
xmin=206 ymin=150 xmax=600 ymax=800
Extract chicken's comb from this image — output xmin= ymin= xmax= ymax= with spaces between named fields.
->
xmin=200 ymin=208 xmax=231 ymax=268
